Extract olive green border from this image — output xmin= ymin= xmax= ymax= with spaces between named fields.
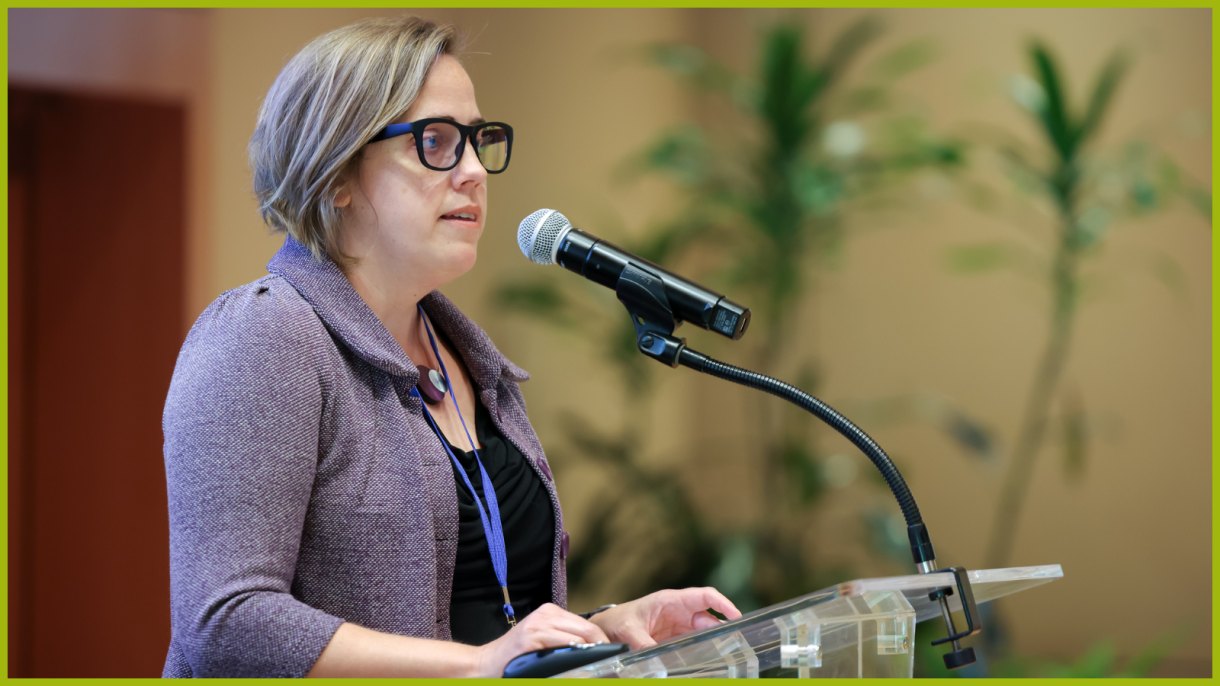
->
xmin=0 ymin=3 xmax=1214 ymax=685
xmin=1205 ymin=6 xmax=1215 ymax=683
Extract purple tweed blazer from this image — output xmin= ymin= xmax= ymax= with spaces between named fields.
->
xmin=161 ymin=236 xmax=567 ymax=678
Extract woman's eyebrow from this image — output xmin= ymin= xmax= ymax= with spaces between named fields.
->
xmin=419 ymin=114 xmax=488 ymax=126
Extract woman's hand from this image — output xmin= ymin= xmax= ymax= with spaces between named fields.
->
xmin=588 ymin=587 xmax=743 ymax=649
xmin=473 ymin=603 xmax=610 ymax=677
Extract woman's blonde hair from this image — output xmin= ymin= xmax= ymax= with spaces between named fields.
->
xmin=250 ymin=16 xmax=458 ymax=264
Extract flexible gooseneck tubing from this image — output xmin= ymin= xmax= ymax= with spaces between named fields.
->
xmin=677 ymin=347 xmax=937 ymax=569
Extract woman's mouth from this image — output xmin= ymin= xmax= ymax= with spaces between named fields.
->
xmin=440 ymin=208 xmax=481 ymax=226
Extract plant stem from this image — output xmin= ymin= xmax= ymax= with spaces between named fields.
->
xmin=983 ymin=214 xmax=1078 ymax=570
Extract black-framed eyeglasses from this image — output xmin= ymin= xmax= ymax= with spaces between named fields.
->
xmin=368 ymin=118 xmax=513 ymax=173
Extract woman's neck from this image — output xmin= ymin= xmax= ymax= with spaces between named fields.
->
xmin=341 ymin=259 xmax=438 ymax=364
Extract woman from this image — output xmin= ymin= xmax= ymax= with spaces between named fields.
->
xmin=162 ymin=15 xmax=740 ymax=678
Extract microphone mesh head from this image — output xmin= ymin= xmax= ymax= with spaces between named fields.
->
xmin=517 ymin=209 xmax=572 ymax=265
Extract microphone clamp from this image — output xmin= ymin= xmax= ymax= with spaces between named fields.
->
xmin=616 ymin=261 xmax=689 ymax=367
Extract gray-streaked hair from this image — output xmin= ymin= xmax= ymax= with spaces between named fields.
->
xmin=250 ymin=16 xmax=458 ymax=264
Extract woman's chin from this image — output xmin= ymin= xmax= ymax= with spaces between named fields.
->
xmin=436 ymin=246 xmax=479 ymax=283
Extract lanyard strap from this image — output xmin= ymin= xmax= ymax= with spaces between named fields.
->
xmin=415 ymin=304 xmax=516 ymax=627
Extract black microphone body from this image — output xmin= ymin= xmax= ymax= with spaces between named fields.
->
xmin=554 ymin=227 xmax=751 ymax=340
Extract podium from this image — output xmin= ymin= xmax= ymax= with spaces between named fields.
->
xmin=558 ymin=564 xmax=1063 ymax=678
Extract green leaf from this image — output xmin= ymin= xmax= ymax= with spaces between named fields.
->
xmin=780 ymin=441 xmax=825 ymax=504
xmin=1009 ymin=72 xmax=1047 ymax=115
xmin=793 ymin=360 xmax=822 ymax=395
xmin=1155 ymin=154 xmax=1183 ymax=192
xmin=1075 ymin=48 xmax=1130 ymax=149
xmin=1027 ymin=41 xmax=1075 ymax=161
xmin=821 ymin=16 xmax=884 ymax=90
xmin=1130 ymin=178 xmax=1158 ymax=210
xmin=1073 ymin=205 xmax=1110 ymax=249
xmin=759 ymin=24 xmax=817 ymax=151
xmin=793 ymin=164 xmax=843 ymax=215
xmin=1061 ymin=639 xmax=1118 ymax=677
xmin=604 ymin=315 xmax=654 ymax=397
xmin=865 ymin=508 xmax=912 ymax=562
xmin=563 ymin=496 xmax=617 ymax=589
xmin=1187 ymin=186 xmax=1212 ymax=220
xmin=1118 ymin=620 xmax=1192 ymax=677
xmin=1060 ymin=387 xmax=1087 ymax=481
xmin=913 ymin=620 xmax=966 ymax=678
xmin=645 ymin=42 xmax=737 ymax=95
xmin=650 ymin=42 xmax=706 ymax=76
xmin=559 ymin=413 xmax=636 ymax=467
xmin=868 ymin=38 xmax=937 ymax=81
xmin=618 ymin=126 xmax=711 ymax=188
xmin=836 ymin=85 xmax=889 ymax=116
xmin=962 ymin=180 xmax=1001 ymax=213
xmin=998 ymin=144 xmax=1042 ymax=179
xmin=1148 ymin=251 xmax=1190 ymax=305
xmin=945 ymin=242 xmax=1010 ymax=274
xmin=707 ymin=534 xmax=756 ymax=602
xmin=490 ymin=278 xmax=576 ymax=329
xmin=630 ymin=214 xmax=731 ymax=267
xmin=942 ymin=409 xmax=998 ymax=460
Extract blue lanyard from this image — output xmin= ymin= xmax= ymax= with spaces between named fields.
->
xmin=412 ymin=304 xmax=516 ymax=627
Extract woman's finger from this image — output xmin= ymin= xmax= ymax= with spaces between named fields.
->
xmin=571 ymin=620 xmax=611 ymax=645
xmin=527 ymin=610 xmax=610 ymax=645
xmin=625 ymin=630 xmax=657 ymax=650
xmin=689 ymin=610 xmax=722 ymax=631
xmin=525 ymin=629 xmax=605 ymax=651
xmin=692 ymin=587 xmax=742 ymax=619
xmin=558 ymin=618 xmax=610 ymax=645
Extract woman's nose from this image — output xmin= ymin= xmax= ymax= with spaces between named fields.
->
xmin=453 ymin=138 xmax=488 ymax=186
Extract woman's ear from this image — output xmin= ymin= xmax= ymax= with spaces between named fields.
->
xmin=333 ymin=187 xmax=352 ymax=208
xmin=333 ymin=156 xmax=363 ymax=209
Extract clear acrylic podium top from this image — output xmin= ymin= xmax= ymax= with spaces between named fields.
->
xmin=557 ymin=564 xmax=1063 ymax=678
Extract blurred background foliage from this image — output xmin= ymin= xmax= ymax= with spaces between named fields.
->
xmin=495 ymin=17 xmax=1208 ymax=678
xmin=915 ymin=617 xmax=1193 ymax=678
xmin=960 ymin=40 xmax=1210 ymax=573
xmin=938 ymin=37 xmax=1209 ymax=677
xmin=496 ymin=18 xmax=969 ymax=611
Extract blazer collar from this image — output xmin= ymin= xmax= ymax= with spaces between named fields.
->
xmin=266 ymin=236 xmax=529 ymax=389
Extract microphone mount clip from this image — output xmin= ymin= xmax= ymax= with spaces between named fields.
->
xmin=616 ymin=261 xmax=687 ymax=367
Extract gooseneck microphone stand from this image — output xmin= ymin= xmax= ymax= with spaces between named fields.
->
xmin=616 ymin=263 xmax=983 ymax=671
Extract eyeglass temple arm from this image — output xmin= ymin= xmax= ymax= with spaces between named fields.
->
xmin=369 ymin=122 xmax=414 ymax=143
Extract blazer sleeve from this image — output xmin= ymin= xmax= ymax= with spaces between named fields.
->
xmin=162 ymin=284 xmax=345 ymax=677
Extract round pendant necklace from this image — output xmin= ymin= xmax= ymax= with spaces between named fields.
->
xmin=415 ymin=311 xmax=450 ymax=405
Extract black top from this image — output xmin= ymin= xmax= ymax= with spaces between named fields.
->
xmin=444 ymin=397 xmax=556 ymax=646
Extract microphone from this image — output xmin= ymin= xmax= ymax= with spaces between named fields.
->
xmin=517 ymin=209 xmax=751 ymax=340
xmin=517 ymin=210 xmax=981 ymax=669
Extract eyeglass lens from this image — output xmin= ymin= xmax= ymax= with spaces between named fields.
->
xmin=418 ymin=122 xmax=509 ymax=172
